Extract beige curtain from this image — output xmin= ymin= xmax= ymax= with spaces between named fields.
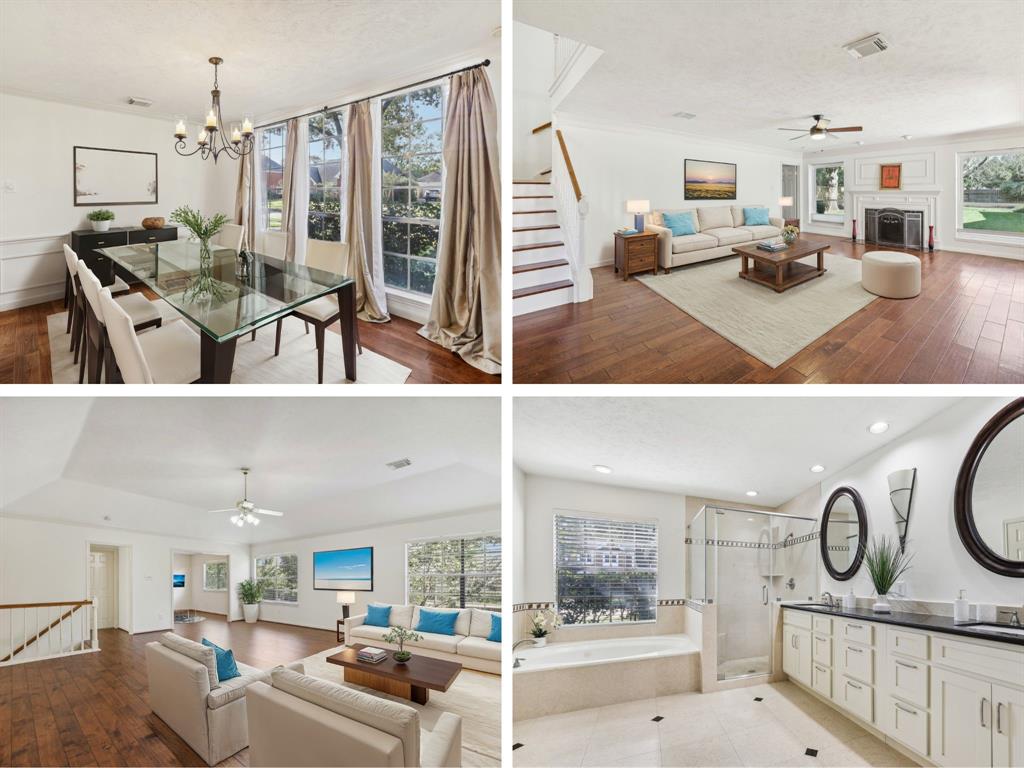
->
xmin=418 ymin=68 xmax=501 ymax=374
xmin=345 ymin=101 xmax=389 ymax=322
xmin=281 ymin=117 xmax=307 ymax=263
xmin=233 ymin=144 xmax=256 ymax=251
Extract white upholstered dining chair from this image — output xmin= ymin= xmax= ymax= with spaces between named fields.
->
xmin=214 ymin=223 xmax=244 ymax=253
xmin=62 ymin=244 xmax=130 ymax=362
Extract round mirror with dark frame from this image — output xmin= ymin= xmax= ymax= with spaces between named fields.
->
xmin=954 ymin=398 xmax=1024 ymax=578
xmin=821 ymin=486 xmax=868 ymax=581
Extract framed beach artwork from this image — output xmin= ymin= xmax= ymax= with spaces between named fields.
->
xmin=879 ymin=163 xmax=902 ymax=190
xmin=684 ymin=158 xmax=737 ymax=200
xmin=74 ymin=146 xmax=158 ymax=206
xmin=312 ymin=546 xmax=374 ymax=591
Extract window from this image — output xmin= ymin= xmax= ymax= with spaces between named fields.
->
xmin=259 ymin=123 xmax=287 ymax=231
xmin=813 ymin=164 xmax=845 ymax=222
xmin=960 ymin=149 xmax=1024 ymax=236
xmin=203 ymin=561 xmax=228 ymax=591
xmin=381 ymin=85 xmax=443 ymax=296
xmin=555 ymin=513 xmax=658 ymax=625
xmin=406 ymin=534 xmax=500 ymax=611
xmin=255 ymin=553 xmax=298 ymax=603
xmin=308 ymin=110 xmax=344 ymax=241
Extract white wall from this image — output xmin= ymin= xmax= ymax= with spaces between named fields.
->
xmin=800 ymin=129 xmax=1024 ymax=261
xmin=513 ymin=22 xmax=554 ymax=180
xmin=816 ymin=397 xmax=1023 ymax=605
xmin=0 ymin=92 xmax=236 ymax=310
xmin=513 ymin=465 xmax=526 ymax=603
xmin=250 ymin=506 xmax=500 ymax=632
xmin=553 ymin=116 xmax=804 ymax=267
xmin=191 ymin=554 xmax=230 ymax=615
xmin=171 ymin=553 xmax=191 ymax=611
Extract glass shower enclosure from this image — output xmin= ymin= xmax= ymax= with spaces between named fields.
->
xmin=687 ymin=505 xmax=819 ymax=681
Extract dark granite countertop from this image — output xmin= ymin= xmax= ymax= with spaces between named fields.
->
xmin=783 ymin=603 xmax=1024 ymax=647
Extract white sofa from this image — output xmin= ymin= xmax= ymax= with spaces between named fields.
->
xmin=345 ymin=605 xmax=500 ymax=675
xmin=246 ymin=664 xmax=462 ymax=767
xmin=645 ymin=205 xmax=784 ymax=272
xmin=145 ymin=633 xmax=272 ymax=765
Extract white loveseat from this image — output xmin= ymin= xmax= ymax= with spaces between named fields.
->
xmin=345 ymin=605 xmax=500 ymax=675
xmin=645 ymin=205 xmax=784 ymax=272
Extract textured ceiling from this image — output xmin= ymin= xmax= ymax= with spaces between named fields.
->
xmin=514 ymin=397 xmax=968 ymax=507
xmin=0 ymin=0 xmax=499 ymax=122
xmin=0 ymin=397 xmax=500 ymax=544
xmin=514 ymin=0 xmax=1024 ymax=150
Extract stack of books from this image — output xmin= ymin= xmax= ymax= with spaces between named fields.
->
xmin=357 ymin=647 xmax=388 ymax=664
xmin=757 ymin=238 xmax=788 ymax=252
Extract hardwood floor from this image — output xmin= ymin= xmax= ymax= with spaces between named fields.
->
xmin=0 ymin=288 xmax=498 ymax=385
xmin=513 ymin=234 xmax=1024 ymax=383
xmin=0 ymin=613 xmax=339 ymax=767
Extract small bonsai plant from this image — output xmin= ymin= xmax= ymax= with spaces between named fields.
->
xmin=383 ymin=626 xmax=422 ymax=663
xmin=864 ymin=535 xmax=913 ymax=613
xmin=86 ymin=209 xmax=115 ymax=232
xmin=529 ymin=609 xmax=562 ymax=645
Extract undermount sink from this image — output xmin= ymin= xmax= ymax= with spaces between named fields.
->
xmin=962 ymin=623 xmax=1024 ymax=638
xmin=795 ymin=603 xmax=836 ymax=611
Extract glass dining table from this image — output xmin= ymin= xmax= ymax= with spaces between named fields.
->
xmin=95 ymin=240 xmax=357 ymax=383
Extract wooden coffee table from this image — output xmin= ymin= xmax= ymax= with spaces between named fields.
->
xmin=326 ymin=644 xmax=462 ymax=705
xmin=734 ymin=236 xmax=830 ymax=293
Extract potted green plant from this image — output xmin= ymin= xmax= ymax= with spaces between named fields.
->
xmin=863 ymin=536 xmax=913 ymax=614
xmin=237 ymin=578 xmax=267 ymax=623
xmin=169 ymin=205 xmax=231 ymax=302
xmin=382 ymin=626 xmax=422 ymax=663
xmin=87 ymin=209 xmax=115 ymax=232
xmin=529 ymin=609 xmax=561 ymax=647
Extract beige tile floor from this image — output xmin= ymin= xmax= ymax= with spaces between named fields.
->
xmin=512 ymin=681 xmax=915 ymax=767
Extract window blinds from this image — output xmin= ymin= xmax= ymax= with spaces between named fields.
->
xmin=406 ymin=534 xmax=501 ymax=611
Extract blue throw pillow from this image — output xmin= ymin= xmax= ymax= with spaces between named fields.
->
xmin=661 ymin=211 xmax=696 ymax=236
xmin=743 ymin=207 xmax=770 ymax=226
xmin=201 ymin=638 xmax=240 ymax=681
xmin=487 ymin=613 xmax=502 ymax=643
xmin=415 ymin=608 xmax=460 ymax=636
xmin=365 ymin=604 xmax=391 ymax=627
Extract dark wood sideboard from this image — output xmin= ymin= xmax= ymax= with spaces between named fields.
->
xmin=69 ymin=226 xmax=177 ymax=289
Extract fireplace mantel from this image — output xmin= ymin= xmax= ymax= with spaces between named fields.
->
xmin=850 ymin=190 xmax=940 ymax=248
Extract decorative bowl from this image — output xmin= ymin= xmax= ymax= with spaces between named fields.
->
xmin=393 ymin=651 xmax=412 ymax=664
xmin=142 ymin=217 xmax=165 ymax=230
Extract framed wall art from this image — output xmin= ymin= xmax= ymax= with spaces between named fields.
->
xmin=74 ymin=146 xmax=158 ymax=206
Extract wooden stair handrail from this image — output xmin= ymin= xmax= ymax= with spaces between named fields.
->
xmin=0 ymin=600 xmax=91 ymax=610
xmin=555 ymin=129 xmax=582 ymax=202
xmin=532 ymin=121 xmax=552 ymax=134
xmin=1 ymin=602 xmax=88 ymax=663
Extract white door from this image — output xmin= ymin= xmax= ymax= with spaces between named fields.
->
xmin=89 ymin=549 xmax=117 ymax=629
xmin=932 ymin=667 xmax=992 ymax=767
xmin=993 ymin=684 xmax=1024 ymax=768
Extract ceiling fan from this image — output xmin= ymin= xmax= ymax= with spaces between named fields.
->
xmin=779 ymin=114 xmax=862 ymax=142
xmin=206 ymin=468 xmax=284 ymax=527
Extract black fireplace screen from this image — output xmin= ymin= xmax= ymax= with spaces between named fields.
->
xmin=865 ymin=208 xmax=924 ymax=250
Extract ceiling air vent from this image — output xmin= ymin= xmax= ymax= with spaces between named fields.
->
xmin=843 ymin=33 xmax=889 ymax=59
xmin=386 ymin=457 xmax=413 ymax=470
xmin=672 ymin=111 xmax=696 ymax=120
xmin=127 ymin=96 xmax=153 ymax=107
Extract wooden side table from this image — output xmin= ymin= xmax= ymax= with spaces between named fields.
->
xmin=336 ymin=619 xmax=345 ymax=644
xmin=784 ymin=218 xmax=800 ymax=229
xmin=614 ymin=231 xmax=659 ymax=280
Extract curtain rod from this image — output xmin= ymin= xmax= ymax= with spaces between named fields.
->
xmin=254 ymin=59 xmax=490 ymax=130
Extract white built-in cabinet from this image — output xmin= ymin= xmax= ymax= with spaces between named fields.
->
xmin=782 ymin=608 xmax=1024 ymax=768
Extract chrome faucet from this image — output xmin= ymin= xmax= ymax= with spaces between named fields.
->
xmin=512 ymin=638 xmax=535 ymax=668
xmin=821 ymin=591 xmax=837 ymax=609
xmin=998 ymin=609 xmax=1021 ymax=627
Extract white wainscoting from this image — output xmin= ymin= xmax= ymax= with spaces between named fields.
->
xmin=851 ymin=151 xmax=937 ymax=191
xmin=0 ymin=234 xmax=67 ymax=312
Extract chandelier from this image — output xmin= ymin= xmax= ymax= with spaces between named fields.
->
xmin=173 ymin=57 xmax=254 ymax=163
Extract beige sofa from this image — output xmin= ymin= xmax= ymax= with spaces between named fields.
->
xmin=246 ymin=665 xmax=462 ymax=767
xmin=145 ymin=633 xmax=272 ymax=765
xmin=345 ymin=605 xmax=500 ymax=675
xmin=645 ymin=205 xmax=784 ymax=272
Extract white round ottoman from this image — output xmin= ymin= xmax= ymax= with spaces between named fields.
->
xmin=862 ymin=251 xmax=921 ymax=299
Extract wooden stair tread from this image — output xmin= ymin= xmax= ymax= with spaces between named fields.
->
xmin=513 ymin=224 xmax=560 ymax=232
xmin=513 ymin=258 xmax=569 ymax=274
xmin=513 ymin=195 xmax=554 ymax=199
xmin=514 ymin=209 xmax=557 ymax=214
xmin=514 ymin=279 xmax=574 ymax=299
xmin=513 ymin=180 xmax=551 ymax=185
xmin=513 ymin=240 xmax=564 ymax=252
xmin=540 ymin=168 xmax=552 ymax=175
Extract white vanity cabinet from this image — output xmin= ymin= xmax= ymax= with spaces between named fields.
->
xmin=783 ymin=610 xmax=812 ymax=687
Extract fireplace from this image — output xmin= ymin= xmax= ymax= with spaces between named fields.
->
xmin=865 ymin=207 xmax=923 ymax=250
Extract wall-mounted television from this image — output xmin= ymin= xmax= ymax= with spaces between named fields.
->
xmin=313 ymin=547 xmax=374 ymax=591
xmin=172 ymin=573 xmax=186 ymax=588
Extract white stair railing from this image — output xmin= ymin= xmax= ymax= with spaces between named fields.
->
xmin=550 ymin=124 xmax=593 ymax=302
xmin=0 ymin=598 xmax=100 ymax=666
xmin=552 ymin=34 xmax=586 ymax=94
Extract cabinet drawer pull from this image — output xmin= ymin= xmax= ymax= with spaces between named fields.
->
xmin=997 ymin=702 xmax=1003 ymax=734
xmin=847 ymin=680 xmax=862 ymax=690
xmin=814 ymin=664 xmax=826 ymax=673
xmin=981 ymin=697 xmax=988 ymax=728
xmin=847 ymin=646 xmax=864 ymax=654
xmin=895 ymin=703 xmax=918 ymax=716
xmin=846 ymin=624 xmax=863 ymax=630
xmin=96 ymin=240 xmax=106 ymax=245
xmin=895 ymin=660 xmax=917 ymax=669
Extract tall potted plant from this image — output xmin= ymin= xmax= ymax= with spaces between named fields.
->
xmin=237 ymin=578 xmax=267 ymax=623
xmin=864 ymin=536 xmax=913 ymax=614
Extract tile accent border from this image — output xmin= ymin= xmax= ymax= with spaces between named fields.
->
xmin=514 ymin=599 xmax=686 ymax=612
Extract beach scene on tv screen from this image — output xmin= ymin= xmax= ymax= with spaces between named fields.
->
xmin=313 ymin=547 xmax=373 ymax=590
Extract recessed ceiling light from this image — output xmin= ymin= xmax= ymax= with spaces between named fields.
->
xmin=385 ymin=458 xmax=412 ymax=470
xmin=593 ymin=464 xmax=612 ymax=474
xmin=747 ymin=517 xmax=755 ymax=522
xmin=902 ymin=135 xmax=912 ymax=141
xmin=868 ymin=421 xmax=890 ymax=434
xmin=810 ymin=464 xmax=825 ymax=473
xmin=856 ymin=140 xmax=864 ymax=145
xmin=746 ymin=490 xmax=758 ymax=497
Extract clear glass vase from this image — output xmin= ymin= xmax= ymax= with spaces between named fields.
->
xmin=185 ymin=237 xmax=219 ymax=303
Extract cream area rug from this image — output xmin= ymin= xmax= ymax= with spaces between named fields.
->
xmin=299 ymin=645 xmax=500 ymax=767
xmin=637 ymin=252 xmax=877 ymax=368
xmin=47 ymin=306 xmax=411 ymax=384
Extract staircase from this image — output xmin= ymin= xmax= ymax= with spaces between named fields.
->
xmin=512 ymin=179 xmax=575 ymax=315
xmin=0 ymin=599 xmax=99 ymax=666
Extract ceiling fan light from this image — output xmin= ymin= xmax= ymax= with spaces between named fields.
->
xmin=230 ymin=515 xmax=239 ymax=524
xmin=236 ymin=518 xmax=245 ymax=527
xmin=810 ymin=132 xmax=826 ymax=141
xmin=252 ymin=517 xmax=260 ymax=525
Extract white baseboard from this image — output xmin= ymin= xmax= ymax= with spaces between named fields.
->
xmin=1 ymin=282 xmax=63 ymax=311
xmin=386 ymin=290 xmax=430 ymax=325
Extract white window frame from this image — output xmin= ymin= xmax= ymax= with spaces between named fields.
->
xmin=404 ymin=532 xmax=501 ymax=610
xmin=809 ymin=162 xmax=846 ymax=224
xmin=254 ymin=552 xmax=299 ymax=605
xmin=955 ymin=148 xmax=1024 ymax=245
xmin=257 ymin=122 xmax=288 ymax=233
xmin=203 ymin=561 xmax=228 ymax=592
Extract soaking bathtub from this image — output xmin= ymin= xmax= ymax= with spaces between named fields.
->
xmin=513 ymin=634 xmax=701 ymax=720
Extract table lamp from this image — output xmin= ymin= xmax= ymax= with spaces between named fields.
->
xmin=337 ymin=591 xmax=356 ymax=619
xmin=626 ymin=200 xmax=650 ymax=233
xmin=778 ymin=196 xmax=793 ymax=212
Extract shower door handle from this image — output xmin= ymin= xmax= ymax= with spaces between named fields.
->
xmin=762 ymin=585 xmax=768 ymax=605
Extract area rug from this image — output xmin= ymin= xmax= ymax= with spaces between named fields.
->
xmin=299 ymin=645 xmax=500 ymax=767
xmin=636 ymin=252 xmax=877 ymax=367
xmin=47 ymin=306 xmax=411 ymax=384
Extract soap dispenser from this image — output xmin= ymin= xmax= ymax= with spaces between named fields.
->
xmin=843 ymin=589 xmax=856 ymax=611
xmin=953 ymin=589 xmax=970 ymax=624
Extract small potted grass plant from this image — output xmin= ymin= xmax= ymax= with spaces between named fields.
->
xmin=864 ymin=536 xmax=913 ymax=614
xmin=87 ymin=209 xmax=115 ymax=232
xmin=383 ymin=626 xmax=422 ymax=663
